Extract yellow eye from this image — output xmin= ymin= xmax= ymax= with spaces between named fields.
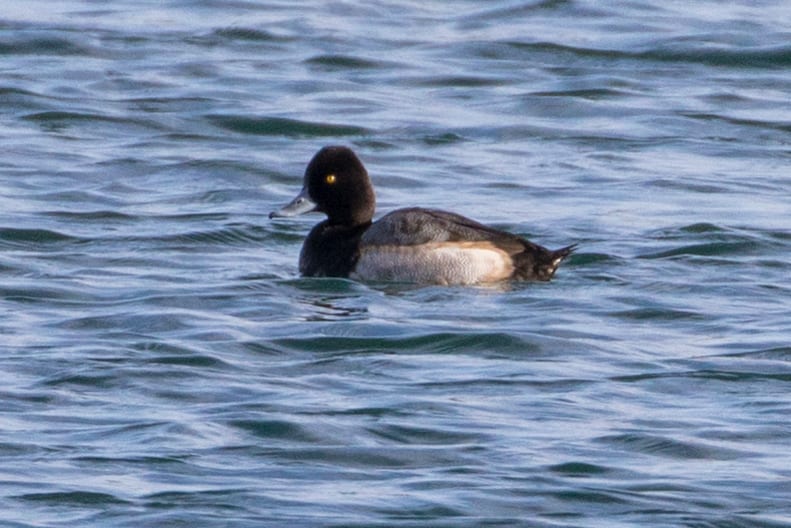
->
xmin=325 ymin=174 xmax=337 ymax=185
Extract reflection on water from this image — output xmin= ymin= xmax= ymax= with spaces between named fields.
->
xmin=2 ymin=0 xmax=790 ymax=526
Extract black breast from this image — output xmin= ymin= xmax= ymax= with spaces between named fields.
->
xmin=299 ymin=221 xmax=370 ymax=277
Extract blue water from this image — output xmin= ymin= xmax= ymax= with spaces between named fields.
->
xmin=2 ymin=1 xmax=790 ymax=526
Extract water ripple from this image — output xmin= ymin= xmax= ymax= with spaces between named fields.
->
xmin=305 ymin=54 xmax=386 ymax=71
xmin=207 ymin=115 xmax=370 ymax=137
xmin=2 ymin=1 xmax=790 ymax=527
xmin=0 ymin=227 xmax=78 ymax=249
xmin=0 ymin=33 xmax=101 ymax=57
xmin=596 ymin=433 xmax=747 ymax=461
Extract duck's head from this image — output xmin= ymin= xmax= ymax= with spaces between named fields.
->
xmin=270 ymin=146 xmax=375 ymax=226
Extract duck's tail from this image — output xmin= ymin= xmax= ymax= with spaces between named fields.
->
xmin=513 ymin=243 xmax=577 ymax=281
xmin=546 ymin=243 xmax=577 ymax=279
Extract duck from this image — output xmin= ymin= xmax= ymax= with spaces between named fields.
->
xmin=269 ymin=146 xmax=575 ymax=285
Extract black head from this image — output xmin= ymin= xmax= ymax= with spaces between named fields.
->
xmin=303 ymin=146 xmax=375 ymax=226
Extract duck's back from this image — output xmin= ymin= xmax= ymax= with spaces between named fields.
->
xmin=352 ymin=208 xmax=573 ymax=285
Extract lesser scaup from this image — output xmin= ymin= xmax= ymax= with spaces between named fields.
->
xmin=270 ymin=146 xmax=575 ymax=285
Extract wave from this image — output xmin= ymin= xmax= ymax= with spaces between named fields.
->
xmin=207 ymin=115 xmax=370 ymax=138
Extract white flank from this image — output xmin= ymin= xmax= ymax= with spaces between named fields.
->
xmin=352 ymin=243 xmax=513 ymax=285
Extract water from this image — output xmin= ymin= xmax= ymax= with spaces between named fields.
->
xmin=2 ymin=0 xmax=790 ymax=526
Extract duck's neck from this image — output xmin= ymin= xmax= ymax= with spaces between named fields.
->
xmin=328 ymin=187 xmax=375 ymax=227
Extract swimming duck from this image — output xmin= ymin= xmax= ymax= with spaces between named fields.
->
xmin=270 ymin=146 xmax=575 ymax=285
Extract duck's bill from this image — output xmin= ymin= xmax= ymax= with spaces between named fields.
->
xmin=269 ymin=187 xmax=317 ymax=218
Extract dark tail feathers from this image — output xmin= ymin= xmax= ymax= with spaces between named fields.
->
xmin=514 ymin=243 xmax=577 ymax=281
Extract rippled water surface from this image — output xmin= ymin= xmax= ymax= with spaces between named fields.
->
xmin=2 ymin=1 xmax=791 ymax=526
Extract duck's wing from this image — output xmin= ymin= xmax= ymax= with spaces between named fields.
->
xmin=361 ymin=207 xmax=528 ymax=253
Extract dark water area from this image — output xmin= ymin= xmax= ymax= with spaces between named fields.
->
xmin=2 ymin=1 xmax=790 ymax=526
